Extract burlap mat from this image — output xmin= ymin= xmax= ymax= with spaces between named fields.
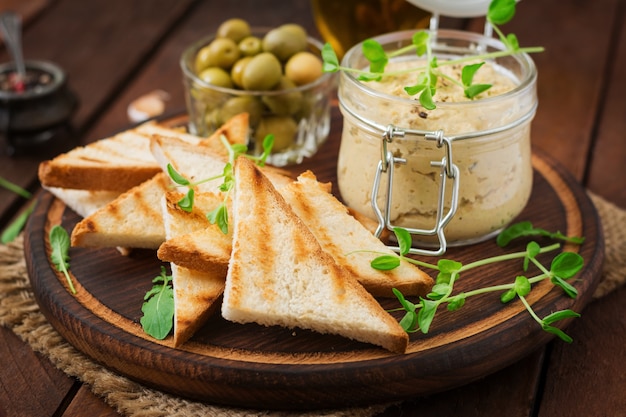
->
xmin=0 ymin=192 xmax=624 ymax=417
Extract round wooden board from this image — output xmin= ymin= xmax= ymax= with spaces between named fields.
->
xmin=24 ymin=130 xmax=604 ymax=410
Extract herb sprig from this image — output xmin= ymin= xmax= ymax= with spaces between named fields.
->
xmin=167 ymin=133 xmax=274 ymax=234
xmin=140 ymin=266 xmax=174 ymax=340
xmin=49 ymin=225 xmax=77 ymax=294
xmin=496 ymin=220 xmax=586 ymax=247
xmin=373 ymin=223 xmax=585 ymax=343
xmin=0 ymin=176 xmax=34 ymax=244
xmin=321 ymin=0 xmax=544 ymax=110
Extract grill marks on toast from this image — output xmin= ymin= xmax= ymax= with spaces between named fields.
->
xmin=222 ymin=157 xmax=409 ymax=354
xmin=280 ymin=172 xmax=434 ymax=298
xmin=38 ymin=130 xmax=170 ymax=191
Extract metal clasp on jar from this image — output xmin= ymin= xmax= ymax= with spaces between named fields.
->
xmin=372 ymin=124 xmax=460 ymax=256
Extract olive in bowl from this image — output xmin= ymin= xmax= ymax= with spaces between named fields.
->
xmin=180 ymin=21 xmax=336 ymax=166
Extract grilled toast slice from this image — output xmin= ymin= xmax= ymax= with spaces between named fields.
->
xmin=70 ymin=173 xmax=171 ymax=249
xmin=161 ymin=191 xmax=226 ymax=347
xmin=221 ymin=157 xmax=408 ymax=354
xmin=38 ymin=122 xmax=202 ymax=192
xmin=280 ymin=171 xmax=434 ymax=297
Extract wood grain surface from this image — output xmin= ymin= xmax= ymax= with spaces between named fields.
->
xmin=23 ymin=139 xmax=604 ymax=410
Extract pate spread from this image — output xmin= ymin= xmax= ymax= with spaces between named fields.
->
xmin=337 ymin=58 xmax=535 ymax=244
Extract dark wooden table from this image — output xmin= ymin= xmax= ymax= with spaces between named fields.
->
xmin=1 ymin=0 xmax=624 ymax=416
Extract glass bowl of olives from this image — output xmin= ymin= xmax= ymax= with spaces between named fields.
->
xmin=180 ymin=19 xmax=336 ymax=166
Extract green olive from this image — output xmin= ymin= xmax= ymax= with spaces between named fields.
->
xmin=216 ymin=18 xmax=251 ymax=43
xmin=194 ymin=44 xmax=213 ymax=73
xmin=204 ymin=37 xmax=240 ymax=70
xmin=261 ymin=76 xmax=302 ymax=116
xmin=241 ymin=52 xmax=282 ymax=91
xmin=230 ymin=56 xmax=253 ymax=88
xmin=238 ymin=36 xmax=262 ymax=57
xmin=254 ymin=115 xmax=298 ymax=152
xmin=198 ymin=67 xmax=234 ymax=88
xmin=219 ymin=95 xmax=264 ymax=127
xmin=278 ymin=23 xmax=308 ymax=40
xmin=262 ymin=25 xmax=308 ymax=61
xmin=285 ymin=51 xmax=323 ymax=86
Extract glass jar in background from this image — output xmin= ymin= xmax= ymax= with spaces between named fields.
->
xmin=310 ymin=0 xmax=430 ymax=59
xmin=337 ymin=29 xmax=538 ymax=251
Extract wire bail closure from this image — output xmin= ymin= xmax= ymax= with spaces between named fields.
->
xmin=372 ymin=124 xmax=460 ymax=256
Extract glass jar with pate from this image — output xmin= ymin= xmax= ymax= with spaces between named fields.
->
xmin=337 ymin=29 xmax=538 ymax=254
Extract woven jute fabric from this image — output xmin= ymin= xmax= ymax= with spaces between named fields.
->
xmin=0 ymin=192 xmax=624 ymax=417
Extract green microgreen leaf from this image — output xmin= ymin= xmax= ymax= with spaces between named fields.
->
xmin=393 ymin=287 xmax=416 ymax=312
xmin=140 ymin=266 xmax=174 ymax=340
xmin=392 ymin=288 xmax=418 ymax=332
xmin=487 ymin=0 xmax=517 ymax=25
xmin=550 ymin=252 xmax=584 ymax=279
xmin=541 ymin=323 xmax=574 ymax=343
xmin=417 ymin=298 xmax=438 ymax=333
xmin=0 ymin=176 xmax=32 ymax=199
xmin=523 ymin=241 xmax=541 ymax=271
xmin=543 ymin=309 xmax=581 ymax=325
xmin=206 ymin=202 xmax=229 ymax=235
xmin=371 ymin=255 xmax=401 ymax=271
xmin=362 ymin=39 xmax=388 ymax=74
xmin=551 ymin=275 xmax=578 ymax=298
xmin=177 ymin=189 xmax=195 ymax=212
xmin=259 ymin=134 xmax=275 ymax=165
xmin=447 ymin=293 xmax=466 ymax=311
xmin=167 ymin=163 xmax=190 ymax=186
xmin=49 ymin=225 xmax=76 ymax=294
xmin=427 ymin=283 xmax=450 ymax=300
xmin=404 ymin=82 xmax=428 ymax=96
xmin=393 ymin=227 xmax=412 ymax=256
xmin=411 ymin=31 xmax=429 ymax=56
xmin=357 ymin=73 xmax=383 ymax=82
xmin=1 ymin=200 xmax=35 ymax=244
xmin=497 ymin=221 xmax=585 ymax=247
xmin=461 ymin=62 xmax=485 ymax=87
xmin=514 ymin=275 xmax=531 ymax=297
xmin=506 ymin=33 xmax=520 ymax=50
xmin=500 ymin=288 xmax=517 ymax=303
xmin=418 ymin=85 xmax=436 ymax=110
xmin=437 ymin=259 xmax=463 ymax=274
xmin=464 ymin=83 xmax=492 ymax=99
xmin=321 ymin=42 xmax=339 ymax=73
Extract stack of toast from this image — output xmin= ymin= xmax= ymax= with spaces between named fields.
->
xmin=38 ymin=113 xmax=434 ymax=353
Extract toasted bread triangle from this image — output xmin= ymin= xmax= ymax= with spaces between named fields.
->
xmin=280 ymin=171 xmax=434 ymax=297
xmin=161 ymin=192 xmax=226 ymax=347
xmin=221 ymin=157 xmax=408 ymax=353
xmin=70 ymin=172 xmax=171 ymax=249
xmin=38 ymin=121 xmax=202 ymax=192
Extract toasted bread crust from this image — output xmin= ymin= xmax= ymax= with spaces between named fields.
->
xmin=38 ymin=161 xmax=161 ymax=191
xmin=38 ymin=122 xmax=203 ymax=191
